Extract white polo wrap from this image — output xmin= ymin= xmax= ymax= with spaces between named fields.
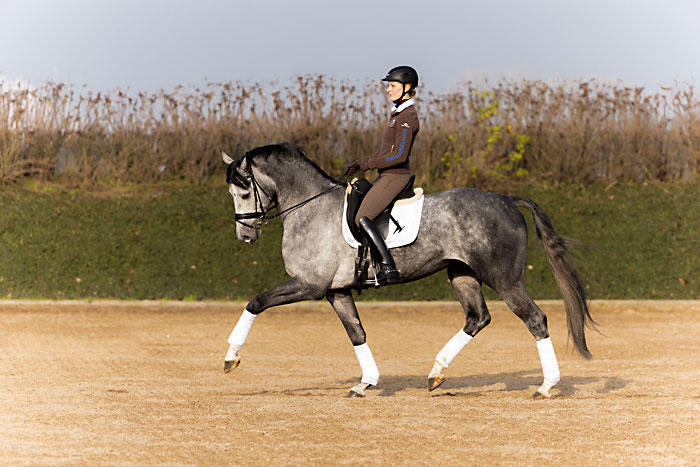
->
xmin=227 ymin=309 xmax=257 ymax=352
xmin=353 ymin=343 xmax=379 ymax=386
xmin=435 ymin=329 xmax=473 ymax=368
xmin=536 ymin=337 xmax=560 ymax=386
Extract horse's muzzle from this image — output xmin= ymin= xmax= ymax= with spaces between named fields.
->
xmin=237 ymin=225 xmax=260 ymax=244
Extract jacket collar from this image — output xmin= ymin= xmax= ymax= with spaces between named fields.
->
xmin=391 ymin=98 xmax=415 ymax=114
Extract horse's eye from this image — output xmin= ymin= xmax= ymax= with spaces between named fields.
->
xmin=241 ymin=193 xmax=250 ymax=200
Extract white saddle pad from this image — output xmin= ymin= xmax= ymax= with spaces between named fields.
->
xmin=342 ymin=187 xmax=425 ymax=249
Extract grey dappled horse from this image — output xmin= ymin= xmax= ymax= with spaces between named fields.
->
xmin=222 ymin=143 xmax=594 ymax=398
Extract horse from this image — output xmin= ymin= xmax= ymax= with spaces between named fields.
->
xmin=221 ymin=142 xmax=594 ymax=398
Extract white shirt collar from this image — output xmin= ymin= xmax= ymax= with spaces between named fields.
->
xmin=392 ymin=98 xmax=415 ymax=114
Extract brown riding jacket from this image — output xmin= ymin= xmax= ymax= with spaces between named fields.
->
xmin=358 ymin=100 xmax=419 ymax=175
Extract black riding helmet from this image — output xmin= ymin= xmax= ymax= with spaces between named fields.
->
xmin=382 ymin=65 xmax=419 ymax=104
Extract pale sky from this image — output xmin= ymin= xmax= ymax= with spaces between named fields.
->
xmin=1 ymin=0 xmax=699 ymax=92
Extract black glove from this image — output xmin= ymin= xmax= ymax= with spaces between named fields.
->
xmin=342 ymin=160 xmax=361 ymax=178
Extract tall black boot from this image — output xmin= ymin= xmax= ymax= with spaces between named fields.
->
xmin=358 ymin=216 xmax=400 ymax=284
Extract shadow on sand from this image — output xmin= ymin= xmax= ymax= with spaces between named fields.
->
xmin=366 ymin=369 xmax=628 ymax=397
xmin=238 ymin=369 xmax=627 ymax=398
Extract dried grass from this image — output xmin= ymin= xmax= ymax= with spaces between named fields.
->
xmin=1 ymin=76 xmax=698 ymax=188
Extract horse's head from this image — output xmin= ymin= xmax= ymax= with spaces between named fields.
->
xmin=222 ymin=150 xmax=275 ymax=244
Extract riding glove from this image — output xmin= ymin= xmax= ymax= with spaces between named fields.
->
xmin=342 ymin=160 xmax=362 ymax=178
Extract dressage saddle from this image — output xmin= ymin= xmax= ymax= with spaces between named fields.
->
xmin=345 ymin=175 xmax=415 ymax=289
xmin=345 ymin=174 xmax=416 ymax=243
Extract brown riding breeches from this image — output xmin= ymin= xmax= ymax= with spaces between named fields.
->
xmin=354 ymin=172 xmax=412 ymax=227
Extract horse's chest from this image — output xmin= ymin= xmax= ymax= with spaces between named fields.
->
xmin=281 ymin=221 xmax=343 ymax=279
xmin=281 ymin=232 xmax=315 ymax=276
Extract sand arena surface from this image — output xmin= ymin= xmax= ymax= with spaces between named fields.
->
xmin=1 ymin=300 xmax=699 ymax=464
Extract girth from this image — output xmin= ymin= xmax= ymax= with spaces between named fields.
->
xmin=345 ymin=174 xmax=415 ymax=243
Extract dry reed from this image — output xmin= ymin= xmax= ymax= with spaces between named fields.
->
xmin=1 ymin=75 xmax=698 ymax=188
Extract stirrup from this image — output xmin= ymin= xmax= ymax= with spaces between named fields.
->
xmin=375 ymin=264 xmax=400 ymax=285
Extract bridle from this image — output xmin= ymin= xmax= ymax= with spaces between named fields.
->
xmin=227 ymin=154 xmax=340 ymax=227
xmin=227 ymin=155 xmax=276 ymax=227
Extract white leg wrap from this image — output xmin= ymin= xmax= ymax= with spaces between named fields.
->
xmin=536 ymin=337 xmax=561 ymax=387
xmin=435 ymin=330 xmax=473 ymax=368
xmin=227 ymin=309 xmax=257 ymax=352
xmin=428 ymin=360 xmax=445 ymax=379
xmin=353 ymin=343 xmax=379 ymax=386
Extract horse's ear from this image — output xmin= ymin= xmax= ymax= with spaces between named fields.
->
xmin=239 ymin=154 xmax=250 ymax=171
xmin=221 ymin=150 xmax=234 ymax=165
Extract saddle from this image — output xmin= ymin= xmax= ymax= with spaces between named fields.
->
xmin=345 ymin=175 xmax=416 ymax=243
xmin=345 ymin=175 xmax=417 ymax=289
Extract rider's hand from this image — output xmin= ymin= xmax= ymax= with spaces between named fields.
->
xmin=342 ymin=160 xmax=361 ymax=178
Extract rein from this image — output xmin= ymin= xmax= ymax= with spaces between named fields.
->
xmin=267 ymin=185 xmax=340 ymax=221
xmin=229 ymin=158 xmax=341 ymax=227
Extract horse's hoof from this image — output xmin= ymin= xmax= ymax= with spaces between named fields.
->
xmin=224 ymin=358 xmax=240 ymax=373
xmin=347 ymin=382 xmax=371 ymax=398
xmin=428 ymin=375 xmax=445 ymax=392
xmin=533 ymin=385 xmax=552 ymax=399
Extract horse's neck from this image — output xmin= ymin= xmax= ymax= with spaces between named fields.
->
xmin=267 ymin=163 xmax=340 ymax=213
xmin=279 ymin=186 xmax=344 ymax=229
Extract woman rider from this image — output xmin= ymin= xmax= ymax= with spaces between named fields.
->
xmin=343 ymin=65 xmax=420 ymax=285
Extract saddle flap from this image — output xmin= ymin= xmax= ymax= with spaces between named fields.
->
xmin=345 ymin=178 xmax=372 ymax=241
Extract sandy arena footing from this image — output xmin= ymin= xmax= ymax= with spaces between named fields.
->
xmin=1 ymin=300 xmax=698 ymax=464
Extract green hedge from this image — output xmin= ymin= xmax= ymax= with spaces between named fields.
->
xmin=1 ymin=182 xmax=698 ymax=300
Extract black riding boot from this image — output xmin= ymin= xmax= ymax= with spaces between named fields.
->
xmin=358 ymin=216 xmax=400 ymax=284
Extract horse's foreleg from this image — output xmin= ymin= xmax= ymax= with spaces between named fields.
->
xmin=224 ymin=309 xmax=255 ymax=372
xmin=429 ymin=265 xmax=491 ymax=391
xmin=224 ymin=277 xmax=325 ymax=373
xmin=326 ymin=289 xmax=378 ymax=397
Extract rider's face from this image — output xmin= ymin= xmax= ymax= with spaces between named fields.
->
xmin=386 ymin=81 xmax=410 ymax=102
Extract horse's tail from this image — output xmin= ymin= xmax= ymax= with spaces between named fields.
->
xmin=510 ymin=196 xmax=595 ymax=359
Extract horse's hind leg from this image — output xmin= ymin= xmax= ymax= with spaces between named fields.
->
xmin=326 ymin=289 xmax=378 ymax=398
xmin=429 ymin=263 xmax=491 ymax=391
xmin=499 ymin=286 xmax=560 ymax=398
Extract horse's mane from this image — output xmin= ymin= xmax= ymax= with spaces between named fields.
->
xmin=246 ymin=142 xmax=341 ymax=185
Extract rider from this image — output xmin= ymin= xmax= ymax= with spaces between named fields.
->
xmin=343 ymin=65 xmax=420 ymax=285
